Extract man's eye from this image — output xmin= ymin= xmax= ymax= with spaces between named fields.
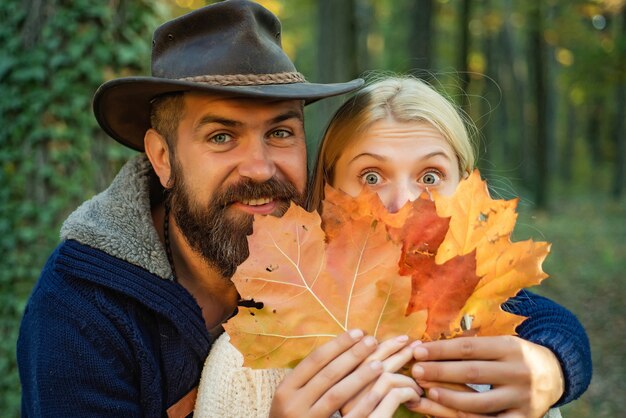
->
xmin=209 ymin=133 xmax=232 ymax=144
xmin=270 ymin=129 xmax=291 ymax=138
xmin=362 ymin=172 xmax=382 ymax=185
xmin=420 ymin=171 xmax=442 ymax=185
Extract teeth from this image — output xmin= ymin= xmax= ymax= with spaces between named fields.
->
xmin=242 ymin=197 xmax=273 ymax=206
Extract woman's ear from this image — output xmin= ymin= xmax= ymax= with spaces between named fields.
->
xmin=144 ymin=128 xmax=172 ymax=188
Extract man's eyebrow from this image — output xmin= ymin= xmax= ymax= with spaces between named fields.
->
xmin=194 ymin=115 xmax=243 ymax=132
xmin=193 ymin=110 xmax=303 ymax=133
xmin=270 ymin=109 xmax=304 ymax=125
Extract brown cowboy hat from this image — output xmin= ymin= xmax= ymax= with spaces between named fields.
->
xmin=93 ymin=0 xmax=363 ymax=151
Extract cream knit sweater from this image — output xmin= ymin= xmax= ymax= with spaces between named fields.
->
xmin=194 ymin=334 xmax=561 ymax=418
xmin=194 ymin=333 xmax=288 ymax=418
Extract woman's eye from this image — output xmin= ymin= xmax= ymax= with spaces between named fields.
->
xmin=209 ymin=133 xmax=232 ymax=144
xmin=362 ymin=172 xmax=382 ymax=185
xmin=420 ymin=171 xmax=442 ymax=185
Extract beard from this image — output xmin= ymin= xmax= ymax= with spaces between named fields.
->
xmin=167 ymin=160 xmax=305 ymax=278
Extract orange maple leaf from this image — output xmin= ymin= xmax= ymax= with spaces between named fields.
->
xmin=387 ymin=196 xmax=481 ymax=340
xmin=224 ymin=203 xmax=426 ymax=369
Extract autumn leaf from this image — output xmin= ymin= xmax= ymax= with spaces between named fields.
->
xmin=387 ymin=196 xmax=482 ymax=340
xmin=430 ymin=171 xmax=551 ymax=337
xmin=434 ymin=170 xmax=519 ymax=265
xmin=224 ymin=202 xmax=426 ymax=369
xmin=225 ymin=169 xmax=550 ymax=371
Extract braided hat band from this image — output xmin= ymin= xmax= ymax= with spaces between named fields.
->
xmin=178 ymin=72 xmax=306 ymax=86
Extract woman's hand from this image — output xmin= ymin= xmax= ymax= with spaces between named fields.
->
xmin=269 ymin=329 xmax=385 ymax=418
xmin=340 ymin=335 xmax=423 ymax=417
xmin=407 ymin=335 xmax=564 ymax=418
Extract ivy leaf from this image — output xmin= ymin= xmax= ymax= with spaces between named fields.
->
xmin=224 ymin=203 xmax=426 ymax=369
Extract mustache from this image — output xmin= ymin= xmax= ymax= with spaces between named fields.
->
xmin=217 ymin=177 xmax=301 ymax=207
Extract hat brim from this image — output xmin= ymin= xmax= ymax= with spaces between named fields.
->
xmin=93 ymin=77 xmax=364 ymax=151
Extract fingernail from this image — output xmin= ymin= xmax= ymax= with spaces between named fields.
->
xmin=395 ymin=335 xmax=409 ymax=343
xmin=370 ymin=360 xmax=383 ymax=371
xmin=413 ymin=346 xmax=428 ymax=359
xmin=428 ymin=388 xmax=439 ymax=401
xmin=349 ymin=329 xmax=364 ymax=340
xmin=363 ymin=336 xmax=377 ymax=347
xmin=405 ymin=399 xmax=421 ymax=409
xmin=412 ymin=364 xmax=424 ymax=379
xmin=409 ymin=340 xmax=422 ymax=348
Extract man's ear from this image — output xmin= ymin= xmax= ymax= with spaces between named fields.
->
xmin=144 ymin=128 xmax=172 ymax=188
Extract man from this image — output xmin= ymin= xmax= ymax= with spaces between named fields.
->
xmin=17 ymin=1 xmax=397 ymax=416
xmin=18 ymin=1 xmax=590 ymax=417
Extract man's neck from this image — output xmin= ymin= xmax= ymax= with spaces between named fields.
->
xmin=152 ymin=203 xmax=239 ymax=332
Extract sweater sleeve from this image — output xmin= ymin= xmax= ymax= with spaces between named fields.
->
xmin=503 ymin=290 xmax=592 ymax=406
xmin=17 ymin=269 xmax=143 ymax=417
xmin=195 ymin=333 xmax=288 ymax=418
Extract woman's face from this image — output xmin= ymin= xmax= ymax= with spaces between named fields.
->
xmin=332 ymin=118 xmax=461 ymax=213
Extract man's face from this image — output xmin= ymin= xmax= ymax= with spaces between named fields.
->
xmin=168 ymin=93 xmax=307 ymax=277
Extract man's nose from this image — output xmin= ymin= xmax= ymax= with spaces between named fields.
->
xmin=237 ymin=139 xmax=276 ymax=182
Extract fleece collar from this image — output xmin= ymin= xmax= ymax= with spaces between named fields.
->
xmin=61 ymin=155 xmax=172 ymax=280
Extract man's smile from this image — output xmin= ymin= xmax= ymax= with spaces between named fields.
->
xmin=241 ymin=197 xmax=273 ymax=206
xmin=232 ymin=197 xmax=279 ymax=215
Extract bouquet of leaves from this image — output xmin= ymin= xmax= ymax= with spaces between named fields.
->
xmin=224 ymin=170 xmax=550 ymax=372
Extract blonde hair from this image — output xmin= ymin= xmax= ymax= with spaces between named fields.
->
xmin=307 ymin=75 xmax=476 ymax=211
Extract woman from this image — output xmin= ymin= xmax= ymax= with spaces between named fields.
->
xmin=307 ymin=75 xmax=591 ymax=417
xmin=195 ymin=76 xmax=591 ymax=418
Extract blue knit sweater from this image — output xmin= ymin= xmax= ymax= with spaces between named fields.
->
xmin=18 ymin=240 xmax=212 ymax=416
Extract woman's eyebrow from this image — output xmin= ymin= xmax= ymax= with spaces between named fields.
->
xmin=348 ymin=152 xmax=388 ymax=164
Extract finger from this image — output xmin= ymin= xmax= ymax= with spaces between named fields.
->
xmin=412 ymin=360 xmax=524 ymax=385
xmin=305 ymin=336 xmax=380 ymax=413
xmin=343 ymin=372 xmax=422 ymax=416
xmin=284 ymin=329 xmax=365 ymax=389
xmin=404 ymin=396 xmax=460 ymax=418
xmin=364 ymin=335 xmax=411 ymax=364
xmin=461 ymin=412 xmax=525 ymax=418
xmin=426 ymin=385 xmax=518 ymax=414
xmin=381 ymin=341 xmax=422 ymax=373
xmin=414 ymin=336 xmax=519 ymax=361
xmin=368 ymin=387 xmax=420 ymax=418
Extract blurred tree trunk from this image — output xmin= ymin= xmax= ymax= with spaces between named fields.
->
xmin=317 ymin=0 xmax=358 ymax=84
xmin=354 ymin=0 xmax=372 ymax=73
xmin=587 ymin=99 xmax=603 ymax=164
xmin=482 ymin=0 xmax=498 ymax=168
xmin=529 ymin=1 xmax=549 ymax=209
xmin=545 ymin=4 xmax=559 ymax=177
xmin=458 ymin=0 xmax=471 ymax=109
xmin=501 ymin=0 xmax=529 ymax=182
xmin=408 ymin=0 xmax=434 ymax=77
xmin=612 ymin=7 xmax=626 ymax=200
xmin=560 ymin=101 xmax=576 ymax=183
xmin=307 ymin=0 xmax=359 ymax=166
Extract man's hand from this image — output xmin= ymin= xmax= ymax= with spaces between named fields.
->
xmin=407 ymin=335 xmax=564 ymax=418
xmin=269 ymin=329 xmax=385 ymax=418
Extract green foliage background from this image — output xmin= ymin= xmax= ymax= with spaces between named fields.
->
xmin=0 ymin=0 xmax=166 ymax=413
xmin=1 ymin=0 xmax=624 ymax=416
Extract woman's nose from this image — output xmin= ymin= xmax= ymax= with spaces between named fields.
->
xmin=383 ymin=182 xmax=422 ymax=213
